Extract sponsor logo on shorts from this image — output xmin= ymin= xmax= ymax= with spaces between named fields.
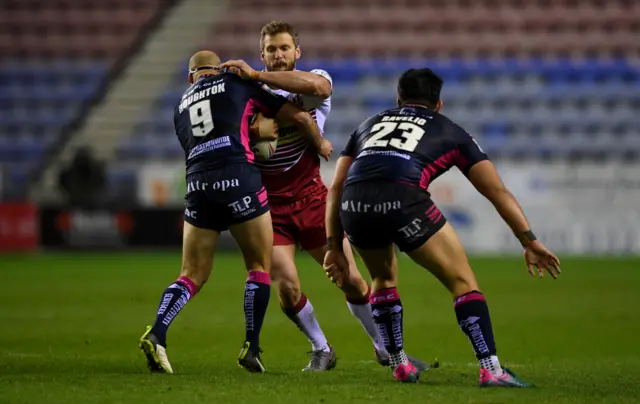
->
xmin=184 ymin=208 xmax=197 ymax=219
xmin=341 ymin=200 xmax=401 ymax=214
xmin=398 ymin=218 xmax=422 ymax=238
xmin=187 ymin=178 xmax=239 ymax=193
xmin=229 ymin=196 xmax=256 ymax=217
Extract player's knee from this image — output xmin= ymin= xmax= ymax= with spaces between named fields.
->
xmin=340 ymin=270 xmax=369 ymax=296
xmin=446 ymin=269 xmax=480 ymax=296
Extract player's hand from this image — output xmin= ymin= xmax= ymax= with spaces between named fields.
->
xmin=218 ymin=60 xmax=259 ymax=81
xmin=323 ymin=249 xmax=349 ymax=288
xmin=316 ymin=138 xmax=333 ymax=161
xmin=523 ymin=240 xmax=561 ymax=279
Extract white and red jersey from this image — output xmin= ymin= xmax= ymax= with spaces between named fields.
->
xmin=256 ymin=69 xmax=332 ymax=203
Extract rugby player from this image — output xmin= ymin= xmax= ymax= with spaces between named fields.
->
xmin=219 ymin=21 xmax=429 ymax=372
xmin=324 ymin=68 xmax=561 ymax=385
xmin=138 ymin=50 xmax=325 ymax=374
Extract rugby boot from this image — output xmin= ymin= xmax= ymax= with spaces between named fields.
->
xmin=138 ymin=326 xmax=174 ymax=374
xmin=392 ymin=362 xmax=419 ymax=383
xmin=375 ymin=349 xmax=435 ymax=373
xmin=302 ymin=347 xmax=337 ymax=372
xmin=479 ymin=367 xmax=531 ymax=388
xmin=237 ymin=341 xmax=266 ymax=373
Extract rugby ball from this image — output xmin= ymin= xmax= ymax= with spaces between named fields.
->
xmin=250 ymin=112 xmax=279 ymax=161
xmin=252 ymin=139 xmax=278 ymax=161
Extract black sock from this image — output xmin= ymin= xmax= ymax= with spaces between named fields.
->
xmin=454 ymin=291 xmax=497 ymax=361
xmin=150 ymin=276 xmax=196 ymax=347
xmin=244 ymin=270 xmax=271 ymax=352
xmin=370 ymin=287 xmax=406 ymax=366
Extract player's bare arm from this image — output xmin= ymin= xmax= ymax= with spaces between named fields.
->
xmin=323 ymin=156 xmax=353 ymax=284
xmin=467 ymin=161 xmax=561 ymax=278
xmin=275 ymin=103 xmax=333 ymax=161
xmin=220 ymin=59 xmax=331 ymax=99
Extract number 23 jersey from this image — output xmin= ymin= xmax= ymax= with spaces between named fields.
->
xmin=341 ymin=105 xmax=489 ymax=190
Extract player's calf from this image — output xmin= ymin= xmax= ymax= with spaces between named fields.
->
xmin=370 ymin=287 xmax=418 ymax=383
xmin=271 ymin=244 xmax=334 ymax=370
xmin=139 ymin=222 xmax=216 ymax=373
xmin=229 ymin=212 xmax=274 ymax=372
xmin=407 ymin=223 xmax=530 ymax=386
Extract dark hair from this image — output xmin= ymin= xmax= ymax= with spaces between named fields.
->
xmin=397 ymin=68 xmax=443 ymax=107
xmin=260 ymin=21 xmax=299 ymax=50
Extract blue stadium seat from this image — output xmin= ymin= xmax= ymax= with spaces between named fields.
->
xmin=117 ymin=57 xmax=640 ymax=169
xmin=0 ymin=60 xmax=111 ymax=196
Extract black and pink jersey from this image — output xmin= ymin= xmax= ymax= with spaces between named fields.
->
xmin=341 ymin=105 xmax=489 ymax=189
xmin=173 ymin=72 xmax=286 ymax=175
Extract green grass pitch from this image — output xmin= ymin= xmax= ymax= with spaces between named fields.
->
xmin=1 ymin=252 xmax=639 ymax=403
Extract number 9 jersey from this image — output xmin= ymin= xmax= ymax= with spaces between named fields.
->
xmin=174 ymin=72 xmax=287 ymax=175
xmin=341 ymin=105 xmax=489 ymax=190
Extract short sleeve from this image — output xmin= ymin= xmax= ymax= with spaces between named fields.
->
xmin=456 ymin=129 xmax=489 ymax=175
xmin=340 ymin=131 xmax=357 ymax=157
xmin=310 ymin=69 xmax=333 ymax=87
xmin=297 ymin=69 xmax=333 ymax=109
xmin=249 ymin=82 xmax=287 ymax=117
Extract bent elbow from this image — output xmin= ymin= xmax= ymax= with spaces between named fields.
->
xmin=315 ymin=85 xmax=331 ymax=99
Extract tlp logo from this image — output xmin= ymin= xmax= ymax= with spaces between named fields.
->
xmin=228 ymin=196 xmax=253 ymax=215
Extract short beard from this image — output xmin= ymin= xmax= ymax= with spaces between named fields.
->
xmin=267 ymin=59 xmax=296 ymax=72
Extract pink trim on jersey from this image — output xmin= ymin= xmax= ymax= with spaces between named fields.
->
xmin=419 ymin=165 xmax=437 ymax=189
xmin=419 ymin=148 xmax=463 ymax=189
xmin=240 ymin=100 xmax=258 ymax=163
xmin=251 ymin=98 xmax=274 ymax=116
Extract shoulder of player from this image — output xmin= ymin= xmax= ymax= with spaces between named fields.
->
xmin=306 ymin=68 xmax=331 ymax=77
xmin=306 ymin=68 xmax=333 ymax=85
xmin=352 ymin=113 xmax=383 ymax=135
xmin=434 ymin=112 xmax=469 ymax=138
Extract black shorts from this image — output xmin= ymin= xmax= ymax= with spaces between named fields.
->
xmin=340 ymin=181 xmax=447 ymax=252
xmin=184 ymin=164 xmax=269 ymax=232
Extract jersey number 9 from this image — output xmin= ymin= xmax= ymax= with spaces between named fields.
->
xmin=363 ymin=122 xmax=425 ymax=152
xmin=189 ymin=100 xmax=215 ymax=137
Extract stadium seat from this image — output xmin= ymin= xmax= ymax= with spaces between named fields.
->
xmin=0 ymin=0 xmax=172 ymax=199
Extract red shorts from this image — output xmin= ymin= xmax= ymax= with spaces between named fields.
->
xmin=270 ymin=184 xmax=328 ymax=250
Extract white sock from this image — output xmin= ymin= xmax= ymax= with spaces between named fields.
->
xmin=479 ymin=355 xmax=503 ymax=377
xmin=347 ymin=301 xmax=387 ymax=354
xmin=389 ymin=350 xmax=409 ymax=367
xmin=291 ymin=298 xmax=330 ymax=352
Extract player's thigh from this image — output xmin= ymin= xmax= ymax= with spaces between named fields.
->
xmin=183 ymin=188 xmax=226 ymax=284
xmin=352 ymin=244 xmax=398 ymax=289
xmin=229 ymin=210 xmax=273 ymax=272
xmin=268 ymin=197 xmax=297 ymax=240
xmin=339 ymin=212 xmax=396 ymax=286
xmin=181 ymin=221 xmax=219 ymax=285
xmin=297 ymin=186 xmax=328 ymax=252
xmin=405 ymin=221 xmax=479 ymax=296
